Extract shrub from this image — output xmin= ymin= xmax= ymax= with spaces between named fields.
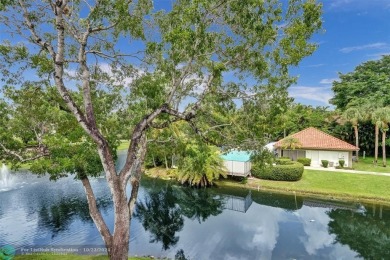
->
xmin=339 ymin=159 xmax=345 ymax=168
xmin=321 ymin=160 xmax=329 ymax=168
xmin=275 ymin=158 xmax=293 ymax=165
xmin=297 ymin=158 xmax=311 ymax=166
xmin=251 ymin=164 xmax=265 ymax=178
xmin=254 ymin=161 xmax=304 ymax=181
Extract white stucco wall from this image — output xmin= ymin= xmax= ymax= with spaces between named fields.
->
xmin=305 ymin=150 xmax=350 ymax=167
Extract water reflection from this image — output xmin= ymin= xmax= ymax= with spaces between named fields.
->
xmin=328 ymin=205 xmax=390 ymax=259
xmin=176 ymin=188 xmax=224 ymax=222
xmin=38 ymin=196 xmax=112 ymax=237
xmin=1 ymin=173 xmax=390 ymax=259
xmin=134 ymin=185 xmax=184 ymax=250
xmin=134 ymin=182 xmax=226 ymax=250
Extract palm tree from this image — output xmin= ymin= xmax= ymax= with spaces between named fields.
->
xmin=281 ymin=137 xmax=302 ymax=150
xmin=372 ymin=107 xmax=390 ymax=166
xmin=177 ymin=144 xmax=227 ymax=188
xmin=342 ymin=107 xmax=362 ymax=161
xmin=379 ymin=121 xmax=389 ymax=167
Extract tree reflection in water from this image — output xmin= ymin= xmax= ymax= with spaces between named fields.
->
xmin=328 ymin=205 xmax=390 ymax=259
xmin=134 ymin=185 xmax=184 ymax=250
xmin=176 ymin=187 xmax=224 ymax=223
xmin=134 ymin=183 xmax=225 ymax=250
xmin=38 ymin=196 xmax=112 ymax=237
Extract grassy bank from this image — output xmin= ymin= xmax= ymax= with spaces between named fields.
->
xmin=217 ymin=169 xmax=390 ymax=205
xmin=117 ymin=140 xmax=130 ymax=151
xmin=353 ymin=156 xmax=390 ymax=173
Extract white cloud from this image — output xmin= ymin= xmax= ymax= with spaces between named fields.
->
xmin=319 ymin=78 xmax=339 ymax=84
xmin=65 ymin=63 xmax=144 ymax=87
xmin=366 ymin=52 xmax=390 ymax=60
xmin=289 ymin=86 xmax=333 ymax=105
xmin=98 ymin=63 xmax=144 ymax=86
xmin=339 ymin=43 xmax=388 ymax=53
xmin=64 ymin=68 xmax=78 ymax=78
xmin=306 ymin=63 xmax=325 ymax=68
xmin=296 ymin=207 xmax=336 ymax=255
xmin=328 ymin=0 xmax=390 ymax=10
xmin=330 ymin=0 xmax=353 ymax=8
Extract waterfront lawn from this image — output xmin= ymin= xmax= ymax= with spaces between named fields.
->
xmin=353 ymin=156 xmax=390 ymax=173
xmin=117 ymin=140 xmax=130 ymax=151
xmin=245 ymin=169 xmax=390 ymax=203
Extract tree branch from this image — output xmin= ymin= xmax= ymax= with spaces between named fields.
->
xmin=0 ymin=143 xmax=49 ymax=163
xmin=81 ymin=177 xmax=113 ymax=254
xmin=128 ymin=134 xmax=147 ymax=215
xmin=18 ymin=0 xmax=56 ymax=57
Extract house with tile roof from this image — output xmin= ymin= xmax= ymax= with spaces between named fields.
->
xmin=274 ymin=127 xmax=359 ymax=167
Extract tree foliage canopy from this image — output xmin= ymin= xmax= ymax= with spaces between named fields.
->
xmin=0 ymin=0 xmax=323 ymax=258
xmin=330 ymin=55 xmax=390 ymax=111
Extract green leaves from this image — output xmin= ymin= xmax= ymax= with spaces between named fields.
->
xmin=331 ymin=55 xmax=390 ymax=110
xmin=177 ymin=144 xmax=227 ymax=187
xmin=0 ymin=0 xmax=323 ymax=182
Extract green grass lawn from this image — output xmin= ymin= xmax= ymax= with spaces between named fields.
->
xmin=352 ymin=156 xmax=390 ymax=173
xmin=117 ymin=140 xmax=130 ymax=151
xmin=232 ymin=169 xmax=390 ymax=204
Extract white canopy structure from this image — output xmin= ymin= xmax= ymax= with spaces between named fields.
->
xmin=221 ymin=151 xmax=251 ymax=177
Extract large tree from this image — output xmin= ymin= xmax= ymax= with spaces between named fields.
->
xmin=0 ymin=0 xmax=322 ymax=259
xmin=331 ymin=55 xmax=390 ymax=160
xmin=330 ymin=55 xmax=390 ymax=111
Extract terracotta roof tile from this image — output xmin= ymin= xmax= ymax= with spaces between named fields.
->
xmin=274 ymin=127 xmax=359 ymax=151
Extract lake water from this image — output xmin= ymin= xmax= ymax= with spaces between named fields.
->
xmin=0 ymin=160 xmax=390 ymax=259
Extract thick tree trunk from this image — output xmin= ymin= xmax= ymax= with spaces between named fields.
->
xmin=111 ymin=188 xmax=130 ymax=260
xmin=353 ymin=125 xmax=359 ymax=162
xmin=109 ymin=202 xmax=130 ymax=260
xmin=382 ymin=131 xmax=386 ymax=167
xmin=82 ymin=175 xmax=131 ymax=260
xmin=375 ymin=124 xmax=379 ymax=165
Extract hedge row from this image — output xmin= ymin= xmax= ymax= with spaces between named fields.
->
xmin=297 ymin=158 xmax=311 ymax=166
xmin=275 ymin=158 xmax=294 ymax=165
xmin=252 ymin=160 xmax=304 ymax=181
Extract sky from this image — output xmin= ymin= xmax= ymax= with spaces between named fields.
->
xmin=288 ymin=0 xmax=390 ymax=108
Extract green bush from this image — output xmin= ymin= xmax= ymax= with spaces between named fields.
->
xmin=251 ymin=164 xmax=264 ymax=178
xmin=339 ymin=159 xmax=345 ymax=168
xmin=321 ymin=160 xmax=329 ymax=168
xmin=275 ymin=158 xmax=293 ymax=165
xmin=254 ymin=161 xmax=304 ymax=181
xmin=297 ymin=158 xmax=311 ymax=166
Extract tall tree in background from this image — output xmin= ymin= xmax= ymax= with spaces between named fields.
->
xmin=342 ymin=107 xmax=363 ymax=161
xmin=0 ymin=1 xmax=322 ymax=259
xmin=331 ymin=55 xmax=390 ymax=111
xmin=331 ymin=55 xmax=390 ymax=160
xmin=372 ymin=107 xmax=390 ymax=167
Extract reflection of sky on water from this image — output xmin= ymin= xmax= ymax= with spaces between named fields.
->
xmin=295 ymin=206 xmax=360 ymax=260
xmin=0 ymin=172 xmax=385 ymax=259
xmin=180 ymin=204 xmax=285 ymax=260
